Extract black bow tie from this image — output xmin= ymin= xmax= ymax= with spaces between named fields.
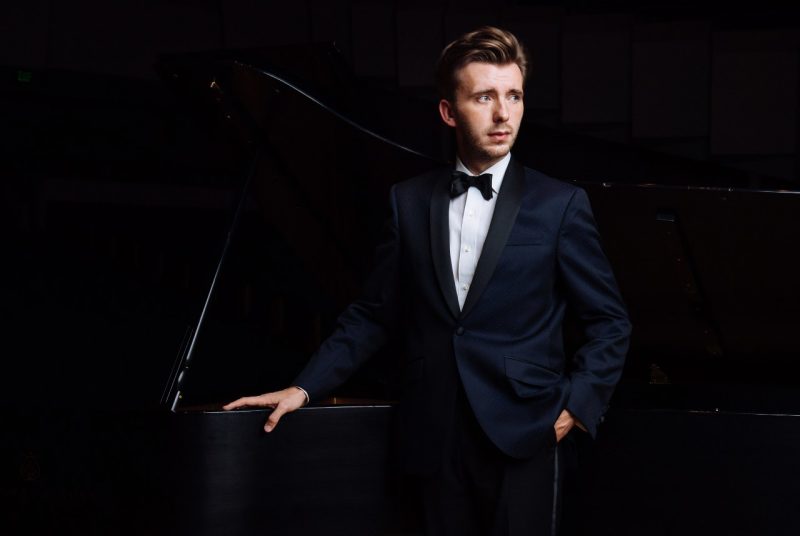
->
xmin=449 ymin=170 xmax=494 ymax=200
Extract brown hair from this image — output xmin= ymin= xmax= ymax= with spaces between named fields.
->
xmin=435 ymin=26 xmax=529 ymax=101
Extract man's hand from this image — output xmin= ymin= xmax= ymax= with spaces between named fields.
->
xmin=222 ymin=387 xmax=308 ymax=432
xmin=553 ymin=409 xmax=586 ymax=443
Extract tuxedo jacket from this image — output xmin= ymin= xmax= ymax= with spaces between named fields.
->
xmin=294 ymin=157 xmax=631 ymax=474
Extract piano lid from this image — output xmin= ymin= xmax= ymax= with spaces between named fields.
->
xmin=165 ymin=61 xmax=435 ymax=409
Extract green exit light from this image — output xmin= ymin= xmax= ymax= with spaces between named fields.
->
xmin=17 ymin=70 xmax=32 ymax=83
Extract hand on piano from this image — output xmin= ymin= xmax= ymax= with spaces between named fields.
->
xmin=222 ymin=387 xmax=308 ymax=432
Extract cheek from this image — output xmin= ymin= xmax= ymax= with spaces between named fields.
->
xmin=473 ymin=114 xmax=490 ymax=129
xmin=462 ymin=112 xmax=485 ymax=133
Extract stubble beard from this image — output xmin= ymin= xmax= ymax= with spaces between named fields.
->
xmin=457 ymin=121 xmax=517 ymax=171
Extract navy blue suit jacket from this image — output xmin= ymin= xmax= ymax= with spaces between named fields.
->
xmin=293 ymin=157 xmax=631 ymax=474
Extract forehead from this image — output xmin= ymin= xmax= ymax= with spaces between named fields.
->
xmin=454 ymin=62 xmax=523 ymax=94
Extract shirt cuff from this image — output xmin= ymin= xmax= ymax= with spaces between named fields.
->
xmin=292 ymin=385 xmax=310 ymax=406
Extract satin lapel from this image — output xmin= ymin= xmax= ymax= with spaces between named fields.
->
xmin=460 ymin=158 xmax=525 ymax=318
xmin=429 ymin=171 xmax=461 ymax=319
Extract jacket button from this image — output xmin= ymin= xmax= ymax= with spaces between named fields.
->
xmin=455 ymin=326 xmax=465 ymax=336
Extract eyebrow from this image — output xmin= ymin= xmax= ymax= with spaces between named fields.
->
xmin=469 ymin=88 xmax=524 ymax=97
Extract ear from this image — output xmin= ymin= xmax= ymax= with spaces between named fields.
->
xmin=438 ymin=99 xmax=457 ymax=128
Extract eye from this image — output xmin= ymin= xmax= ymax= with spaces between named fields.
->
xmin=477 ymin=95 xmax=491 ymax=103
xmin=509 ymin=94 xmax=522 ymax=102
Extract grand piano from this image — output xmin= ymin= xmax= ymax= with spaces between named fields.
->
xmin=159 ymin=49 xmax=800 ymax=535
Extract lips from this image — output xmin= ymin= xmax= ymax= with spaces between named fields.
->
xmin=488 ymin=131 xmax=511 ymax=141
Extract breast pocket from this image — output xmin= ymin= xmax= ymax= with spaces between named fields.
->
xmin=505 ymin=230 xmax=545 ymax=246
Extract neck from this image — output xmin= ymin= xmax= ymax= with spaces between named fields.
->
xmin=458 ymin=152 xmax=507 ymax=175
xmin=460 ymin=158 xmax=493 ymax=175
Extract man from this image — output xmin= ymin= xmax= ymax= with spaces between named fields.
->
xmin=224 ymin=26 xmax=631 ymax=535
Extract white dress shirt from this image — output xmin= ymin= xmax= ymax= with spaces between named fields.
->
xmin=449 ymin=152 xmax=511 ymax=309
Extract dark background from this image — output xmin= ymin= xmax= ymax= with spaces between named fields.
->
xmin=2 ymin=1 xmax=800 ymax=534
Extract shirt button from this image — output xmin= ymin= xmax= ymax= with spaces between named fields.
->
xmin=464 ymin=246 xmax=470 ymax=253
xmin=462 ymin=284 xmax=469 ymax=290
xmin=456 ymin=326 xmax=465 ymax=336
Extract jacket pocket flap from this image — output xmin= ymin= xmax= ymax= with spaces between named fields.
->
xmin=504 ymin=356 xmax=560 ymax=386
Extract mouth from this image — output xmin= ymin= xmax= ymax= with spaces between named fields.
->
xmin=488 ymin=131 xmax=511 ymax=142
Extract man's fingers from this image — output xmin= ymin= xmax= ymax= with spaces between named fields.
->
xmin=222 ymin=394 xmax=276 ymax=411
xmin=264 ymin=404 xmax=289 ymax=433
xmin=553 ymin=409 xmax=574 ymax=443
xmin=222 ymin=396 xmax=257 ymax=410
xmin=222 ymin=397 xmax=248 ymax=410
xmin=222 ymin=388 xmax=305 ymax=432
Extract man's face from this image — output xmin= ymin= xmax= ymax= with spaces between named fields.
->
xmin=439 ymin=62 xmax=524 ymax=173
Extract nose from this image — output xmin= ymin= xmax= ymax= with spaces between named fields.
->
xmin=493 ymin=99 xmax=509 ymax=123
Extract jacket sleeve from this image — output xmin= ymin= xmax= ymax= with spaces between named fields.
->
xmin=557 ymin=188 xmax=632 ymax=437
xmin=291 ymin=185 xmax=402 ymax=401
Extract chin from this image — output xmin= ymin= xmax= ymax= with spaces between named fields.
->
xmin=482 ymin=145 xmax=511 ymax=160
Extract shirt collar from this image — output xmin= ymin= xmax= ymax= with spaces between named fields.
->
xmin=454 ymin=152 xmax=511 ymax=195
